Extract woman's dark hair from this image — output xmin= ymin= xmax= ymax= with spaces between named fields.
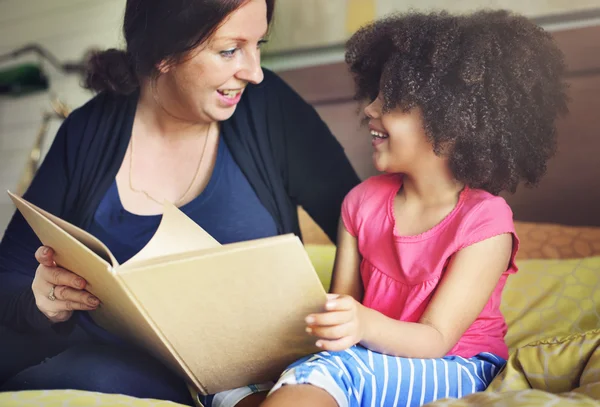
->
xmin=345 ymin=10 xmax=569 ymax=195
xmin=84 ymin=0 xmax=275 ymax=95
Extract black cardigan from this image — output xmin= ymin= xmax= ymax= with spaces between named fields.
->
xmin=0 ymin=69 xmax=360 ymax=333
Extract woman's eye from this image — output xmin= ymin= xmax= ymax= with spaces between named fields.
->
xmin=257 ymin=39 xmax=268 ymax=49
xmin=220 ymin=48 xmax=237 ymax=58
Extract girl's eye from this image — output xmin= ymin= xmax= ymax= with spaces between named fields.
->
xmin=220 ymin=48 xmax=237 ymax=58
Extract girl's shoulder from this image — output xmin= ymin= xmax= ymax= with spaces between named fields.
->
xmin=341 ymin=174 xmax=400 ymax=236
xmin=344 ymin=174 xmax=401 ymax=206
xmin=460 ymin=188 xmax=513 ymax=220
xmin=454 ymin=188 xmax=517 ymax=251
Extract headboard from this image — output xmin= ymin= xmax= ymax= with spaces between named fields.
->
xmin=278 ymin=23 xmax=600 ymax=231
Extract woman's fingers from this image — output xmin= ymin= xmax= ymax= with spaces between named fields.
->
xmin=53 ymin=285 xmax=100 ymax=308
xmin=34 ymin=246 xmax=55 ymax=267
xmin=32 ymin=248 xmax=96 ymax=323
xmin=37 ymin=263 xmax=87 ymax=290
xmin=34 ymin=281 xmax=98 ymax=323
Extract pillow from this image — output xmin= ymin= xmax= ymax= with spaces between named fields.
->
xmin=488 ymin=328 xmax=600 ymax=395
xmin=502 ymin=256 xmax=600 ymax=350
xmin=423 ymin=329 xmax=600 ymax=406
xmin=0 ymin=389 xmax=180 ymax=406
xmin=304 ymin=245 xmax=600 ymax=351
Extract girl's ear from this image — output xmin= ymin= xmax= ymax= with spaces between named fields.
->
xmin=435 ymin=140 xmax=454 ymax=157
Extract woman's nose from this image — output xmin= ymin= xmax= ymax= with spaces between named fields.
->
xmin=237 ymin=48 xmax=264 ymax=85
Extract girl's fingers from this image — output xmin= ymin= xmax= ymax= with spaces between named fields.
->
xmin=305 ymin=310 xmax=353 ymax=327
xmin=307 ymin=322 xmax=352 ymax=340
xmin=324 ymin=295 xmax=355 ymax=311
xmin=315 ymin=336 xmax=356 ymax=352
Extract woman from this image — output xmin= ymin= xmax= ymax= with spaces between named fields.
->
xmin=0 ymin=0 xmax=360 ymax=405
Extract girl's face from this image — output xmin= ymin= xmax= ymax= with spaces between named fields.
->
xmin=364 ymin=96 xmax=439 ymax=174
xmin=154 ymin=0 xmax=268 ymax=124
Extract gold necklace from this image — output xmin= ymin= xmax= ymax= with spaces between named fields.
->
xmin=128 ymin=123 xmax=212 ymax=207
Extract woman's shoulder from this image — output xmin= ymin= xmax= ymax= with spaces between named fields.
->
xmin=58 ymin=91 xmax=137 ymax=152
xmin=66 ymin=91 xmax=134 ymax=125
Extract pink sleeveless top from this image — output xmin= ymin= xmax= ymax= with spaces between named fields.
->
xmin=341 ymin=174 xmax=519 ymax=359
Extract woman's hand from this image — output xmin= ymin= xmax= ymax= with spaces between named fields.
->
xmin=305 ymin=293 xmax=369 ymax=351
xmin=31 ymin=246 xmax=100 ymax=323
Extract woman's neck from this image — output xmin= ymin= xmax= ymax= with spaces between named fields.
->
xmin=136 ymin=81 xmax=211 ymax=139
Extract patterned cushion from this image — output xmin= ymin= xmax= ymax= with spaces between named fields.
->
xmin=515 ymin=222 xmax=600 ymax=260
xmin=298 ymin=207 xmax=600 ymax=260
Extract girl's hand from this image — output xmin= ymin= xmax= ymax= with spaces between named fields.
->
xmin=32 ymin=246 xmax=100 ymax=323
xmin=305 ymin=293 xmax=368 ymax=351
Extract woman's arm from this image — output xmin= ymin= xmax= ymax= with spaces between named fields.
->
xmin=0 ymin=117 xmax=73 ymax=333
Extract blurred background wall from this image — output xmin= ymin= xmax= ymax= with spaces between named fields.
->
xmin=0 ymin=0 xmax=599 ymax=236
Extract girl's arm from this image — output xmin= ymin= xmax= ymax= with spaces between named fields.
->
xmin=358 ymin=233 xmax=513 ymax=358
xmin=308 ymin=231 xmax=513 ymax=358
xmin=329 ymin=218 xmax=363 ymax=302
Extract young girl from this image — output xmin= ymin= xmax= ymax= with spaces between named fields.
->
xmin=261 ymin=9 xmax=568 ymax=407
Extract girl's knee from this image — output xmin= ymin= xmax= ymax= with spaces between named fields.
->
xmin=263 ymin=384 xmax=338 ymax=407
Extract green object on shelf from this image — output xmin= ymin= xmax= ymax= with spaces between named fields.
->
xmin=0 ymin=63 xmax=49 ymax=96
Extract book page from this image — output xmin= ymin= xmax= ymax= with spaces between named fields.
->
xmin=8 ymin=191 xmax=117 ymax=268
xmin=124 ymin=202 xmax=221 ymax=266
xmin=118 ymin=235 xmax=328 ymax=395
xmin=121 ymin=234 xmax=292 ymax=271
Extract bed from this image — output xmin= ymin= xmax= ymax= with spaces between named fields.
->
xmin=1 ymin=20 xmax=599 ymax=407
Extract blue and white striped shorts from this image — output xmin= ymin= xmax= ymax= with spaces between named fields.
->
xmin=268 ymin=345 xmax=506 ymax=407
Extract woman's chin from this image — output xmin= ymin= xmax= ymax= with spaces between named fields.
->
xmin=204 ymin=105 xmax=238 ymax=123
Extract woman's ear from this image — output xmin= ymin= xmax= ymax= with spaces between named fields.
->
xmin=156 ymin=60 xmax=173 ymax=74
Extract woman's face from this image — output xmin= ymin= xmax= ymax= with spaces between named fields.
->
xmin=155 ymin=0 xmax=268 ymax=124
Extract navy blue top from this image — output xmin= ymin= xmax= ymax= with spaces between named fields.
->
xmin=88 ymin=138 xmax=278 ymax=265
xmin=81 ymin=138 xmax=278 ymax=342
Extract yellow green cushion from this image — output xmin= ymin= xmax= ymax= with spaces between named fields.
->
xmin=0 ymin=390 xmax=181 ymax=406
xmin=2 ymin=250 xmax=599 ymax=407
xmin=425 ymin=328 xmax=600 ymax=406
xmin=305 ymin=245 xmax=600 ymax=351
xmin=501 ymin=256 xmax=600 ymax=350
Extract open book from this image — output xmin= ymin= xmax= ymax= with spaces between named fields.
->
xmin=8 ymin=191 xmax=328 ymax=395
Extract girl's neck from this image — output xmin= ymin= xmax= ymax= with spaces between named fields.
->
xmin=399 ymin=169 xmax=465 ymax=207
xmin=136 ymin=81 xmax=212 ymax=140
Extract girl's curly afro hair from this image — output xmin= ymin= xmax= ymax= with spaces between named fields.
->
xmin=345 ymin=9 xmax=569 ymax=195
